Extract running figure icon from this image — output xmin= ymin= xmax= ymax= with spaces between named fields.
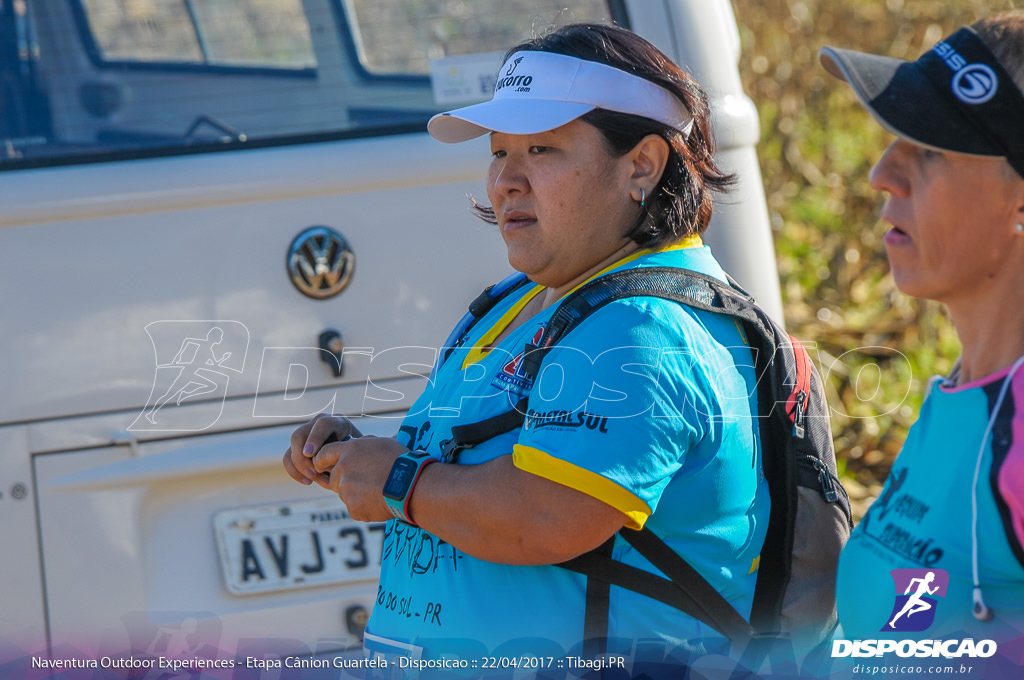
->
xmin=144 ymin=327 xmax=232 ymax=424
xmin=888 ymin=571 xmax=940 ymax=629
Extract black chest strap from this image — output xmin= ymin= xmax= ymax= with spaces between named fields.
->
xmin=439 ymin=397 xmax=528 ymax=463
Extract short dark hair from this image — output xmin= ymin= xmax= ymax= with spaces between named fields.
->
xmin=974 ymin=12 xmax=1024 ymax=96
xmin=472 ymin=23 xmax=735 ymax=248
xmin=971 ymin=12 xmax=1024 ymax=181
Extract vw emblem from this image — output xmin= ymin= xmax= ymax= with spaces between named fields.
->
xmin=287 ymin=226 xmax=355 ymax=299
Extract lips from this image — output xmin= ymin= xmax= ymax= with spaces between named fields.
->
xmin=882 ymin=216 xmax=912 ymax=247
xmin=502 ymin=210 xmax=537 ymax=231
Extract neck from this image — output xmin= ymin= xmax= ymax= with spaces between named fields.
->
xmin=946 ymin=291 xmax=1024 ymax=384
xmin=539 ymin=240 xmax=642 ymax=309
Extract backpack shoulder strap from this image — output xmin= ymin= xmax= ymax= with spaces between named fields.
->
xmin=520 ymin=266 xmax=770 ymax=380
xmin=558 ymin=527 xmax=755 ymax=648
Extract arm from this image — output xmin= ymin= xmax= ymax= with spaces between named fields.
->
xmin=305 ymin=433 xmax=628 ymax=565
xmin=282 ymin=415 xmax=626 ymax=564
xmin=282 ymin=301 xmax=711 ymax=565
xmin=408 ymin=452 xmax=628 ymax=565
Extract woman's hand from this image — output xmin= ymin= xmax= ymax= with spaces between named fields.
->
xmin=282 ymin=413 xmax=363 ymax=487
xmin=310 ymin=435 xmax=408 ymax=522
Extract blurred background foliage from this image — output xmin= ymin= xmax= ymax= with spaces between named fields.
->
xmin=731 ymin=0 xmax=1019 ymax=517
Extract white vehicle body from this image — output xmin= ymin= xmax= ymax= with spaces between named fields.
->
xmin=0 ymin=0 xmax=780 ymax=666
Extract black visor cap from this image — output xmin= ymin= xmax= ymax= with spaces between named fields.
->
xmin=821 ymin=27 xmax=1024 ymax=178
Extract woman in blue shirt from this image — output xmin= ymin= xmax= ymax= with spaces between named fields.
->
xmin=283 ymin=22 xmax=768 ymax=674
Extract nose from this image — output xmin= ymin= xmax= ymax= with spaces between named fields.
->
xmin=488 ymin=152 xmax=529 ymax=198
xmin=869 ymin=140 xmax=910 ymax=198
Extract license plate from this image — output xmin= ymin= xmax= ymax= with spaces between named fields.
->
xmin=213 ymin=498 xmax=386 ymax=595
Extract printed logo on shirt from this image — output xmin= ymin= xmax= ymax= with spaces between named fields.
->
xmin=882 ymin=568 xmax=949 ymax=632
xmin=858 ymin=467 xmax=946 ymax=566
xmin=525 ymin=408 xmax=610 ymax=434
xmin=491 ymin=327 xmax=544 ymax=396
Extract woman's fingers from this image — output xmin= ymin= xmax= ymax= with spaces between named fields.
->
xmin=302 ymin=416 xmax=361 ymax=456
xmin=285 ymin=414 xmax=358 ymax=485
xmin=282 ymin=448 xmax=313 ymax=485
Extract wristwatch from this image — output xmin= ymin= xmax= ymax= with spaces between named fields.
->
xmin=382 ymin=450 xmax=436 ymax=525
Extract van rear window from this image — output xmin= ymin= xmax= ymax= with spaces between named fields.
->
xmin=79 ymin=0 xmax=317 ymax=69
xmin=0 ymin=0 xmax=623 ymax=169
xmin=345 ymin=0 xmax=616 ymax=75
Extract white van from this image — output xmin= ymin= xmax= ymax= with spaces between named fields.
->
xmin=0 ymin=0 xmax=780 ymax=667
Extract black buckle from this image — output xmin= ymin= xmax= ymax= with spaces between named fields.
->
xmin=438 ymin=438 xmax=470 ymax=464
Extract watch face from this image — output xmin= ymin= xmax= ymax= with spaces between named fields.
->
xmin=383 ymin=458 xmax=418 ymax=500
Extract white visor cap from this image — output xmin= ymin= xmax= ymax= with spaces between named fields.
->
xmin=427 ymin=50 xmax=694 ymax=143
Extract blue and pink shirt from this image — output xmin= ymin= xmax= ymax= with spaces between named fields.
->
xmin=836 ymin=363 xmax=1024 ymax=643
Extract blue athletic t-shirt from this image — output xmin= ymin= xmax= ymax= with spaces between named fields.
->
xmin=365 ymin=244 xmax=770 ymax=667
xmin=836 ymin=366 xmax=1024 ymax=644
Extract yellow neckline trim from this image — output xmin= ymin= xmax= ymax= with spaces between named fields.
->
xmin=461 ymin=284 xmax=545 ymax=367
xmin=565 ymin=235 xmax=703 ymax=298
xmin=460 ymin=235 xmax=703 ymax=369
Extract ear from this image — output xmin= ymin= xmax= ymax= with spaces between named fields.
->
xmin=1013 ymin=180 xmax=1024 ymax=235
xmin=626 ymin=134 xmax=670 ymax=201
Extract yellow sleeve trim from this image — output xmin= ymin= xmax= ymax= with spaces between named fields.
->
xmin=513 ymin=444 xmax=652 ymax=530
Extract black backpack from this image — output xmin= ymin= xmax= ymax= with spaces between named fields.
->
xmin=436 ymin=266 xmax=852 ymax=656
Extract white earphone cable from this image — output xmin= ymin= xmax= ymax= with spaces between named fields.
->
xmin=971 ymin=354 xmax=1024 ymax=621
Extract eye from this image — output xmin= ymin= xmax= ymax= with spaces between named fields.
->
xmin=491 ymin=149 xmax=507 ymax=159
xmin=921 ymin=148 xmax=943 ymax=160
xmin=529 ymin=145 xmax=550 ymax=154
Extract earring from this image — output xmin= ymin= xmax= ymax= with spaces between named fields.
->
xmin=1016 ymin=223 xmax=1024 ymax=233
xmin=639 ymin=187 xmax=646 ymax=209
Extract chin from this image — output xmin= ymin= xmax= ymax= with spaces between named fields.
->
xmin=505 ymin=251 xmax=541 ymax=279
xmin=890 ymin=272 xmax=943 ymax=302
xmin=889 ymin=265 xmax=917 ymax=295
xmin=887 ymin=256 xmax=923 ymax=298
